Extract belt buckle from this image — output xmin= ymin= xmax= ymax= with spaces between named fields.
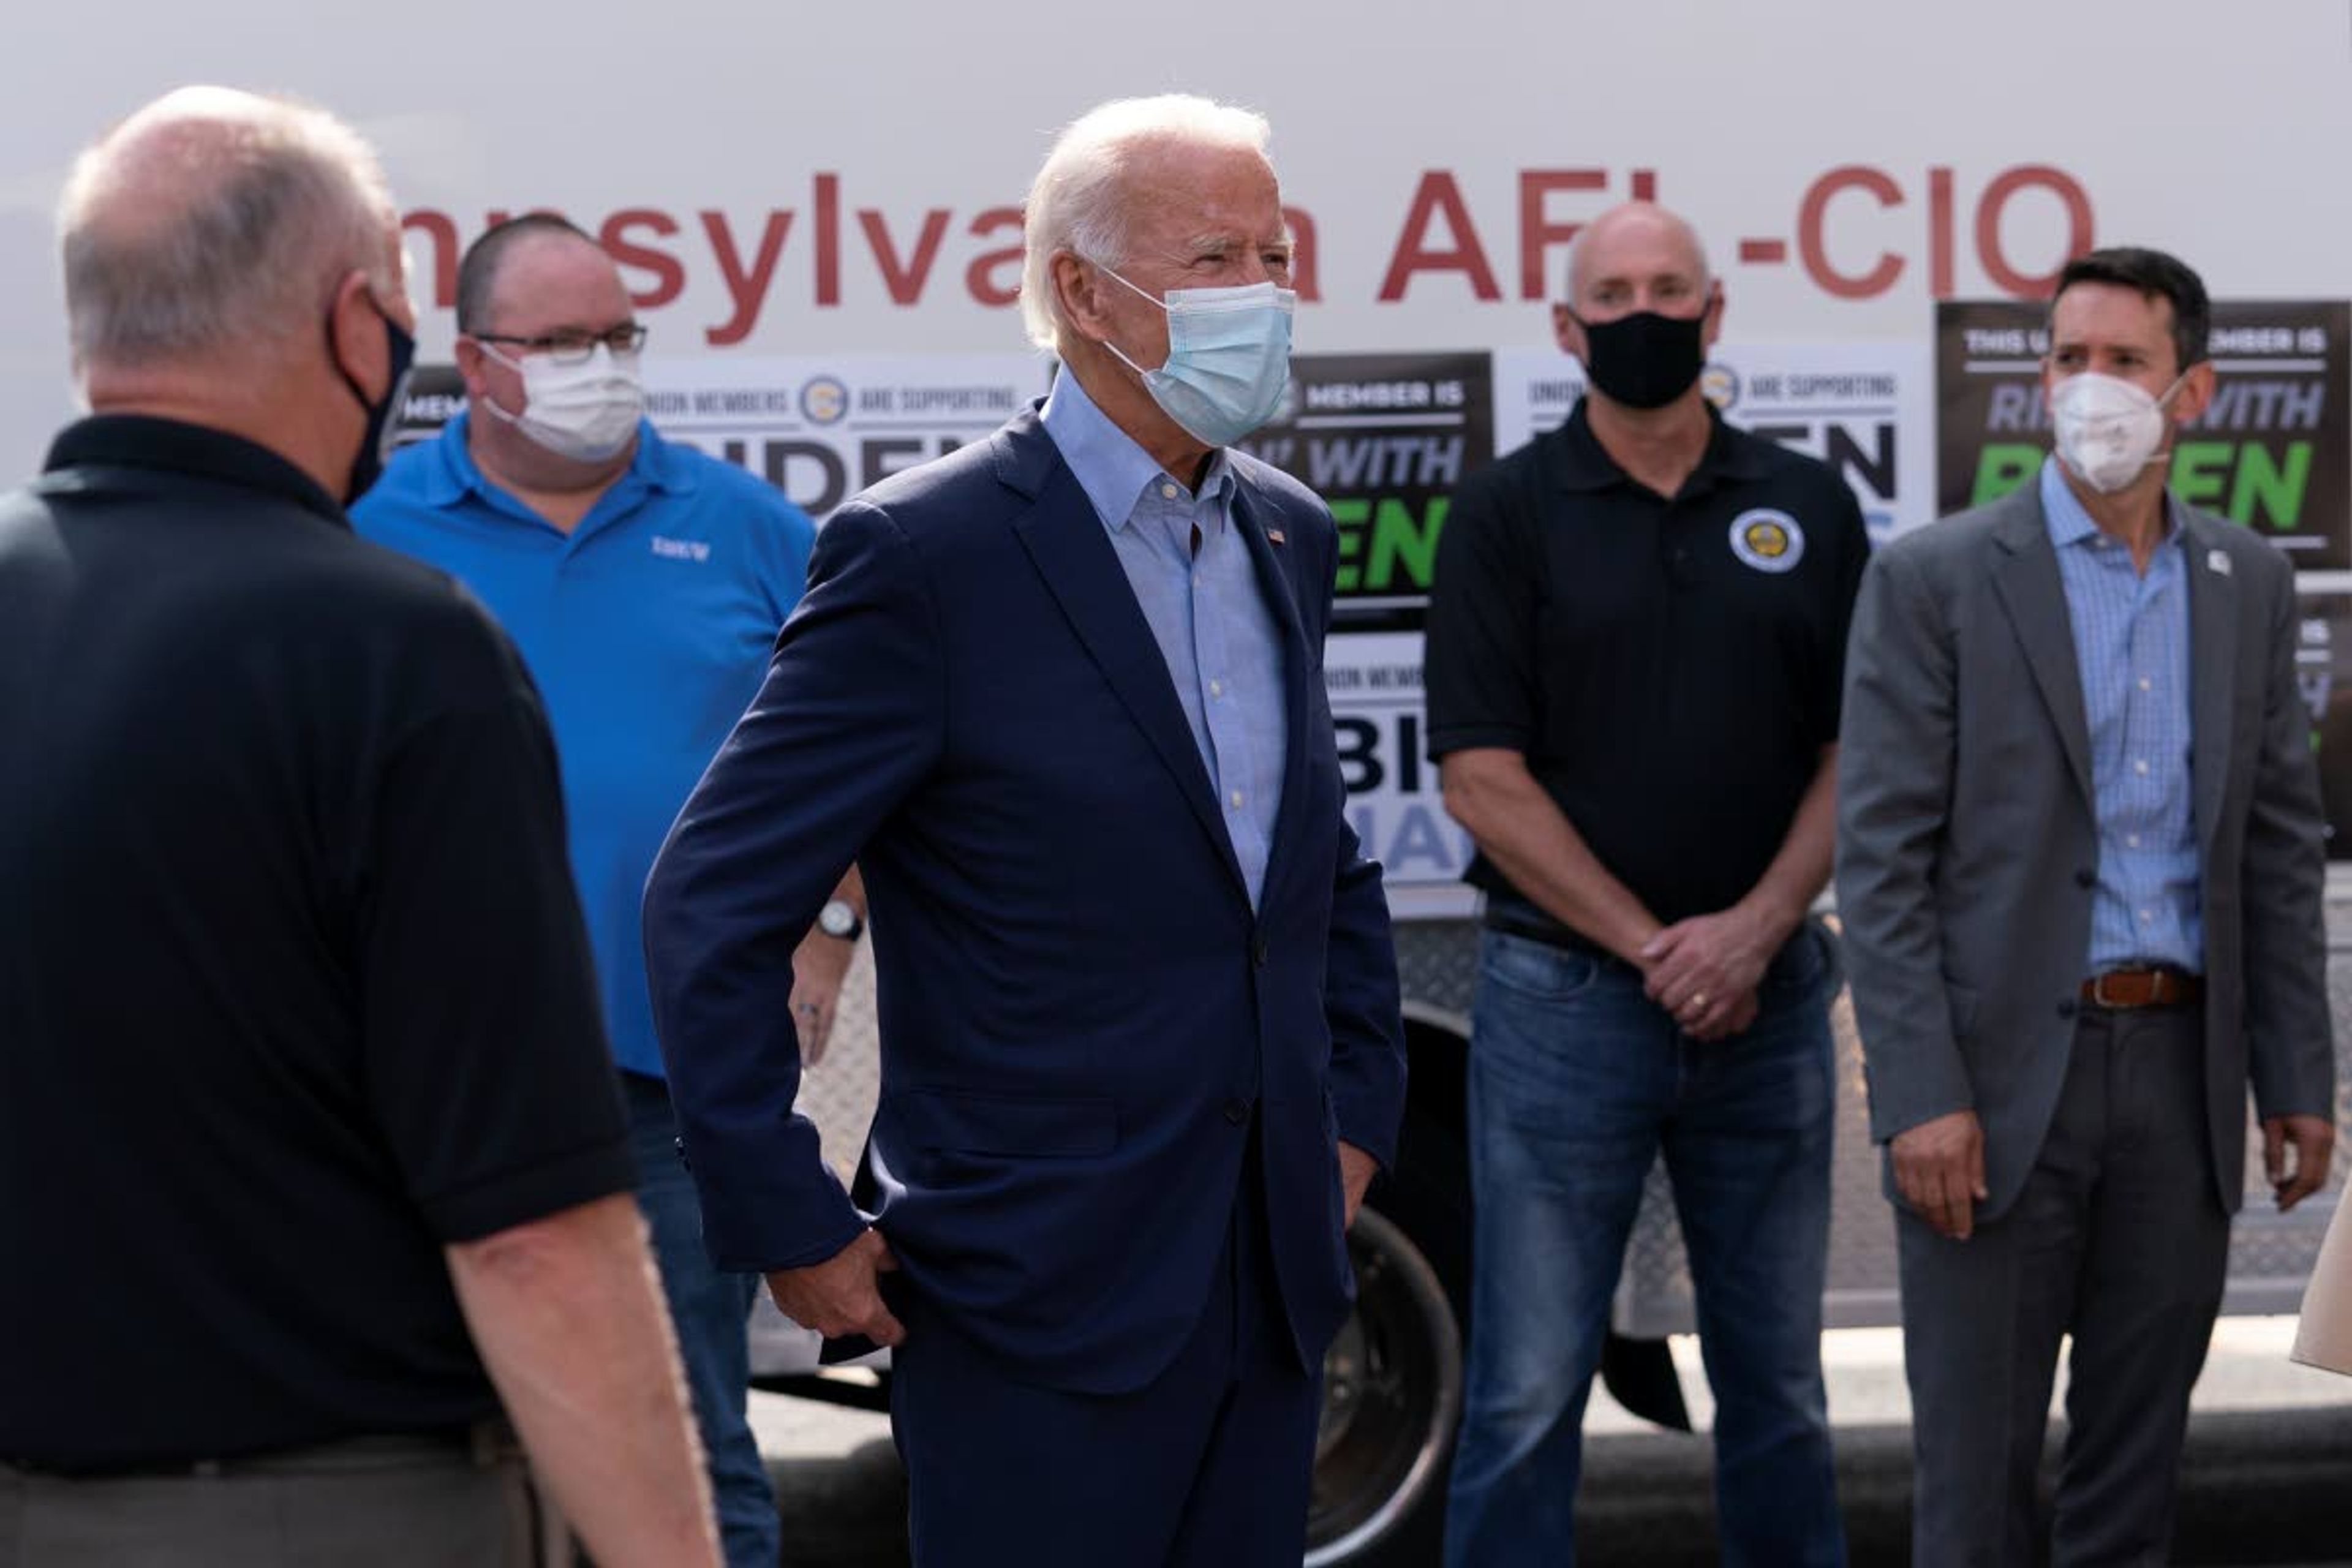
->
xmin=2090 ymin=970 xmax=2132 ymax=1009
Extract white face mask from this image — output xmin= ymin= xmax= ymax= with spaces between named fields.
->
xmin=477 ymin=341 xmax=645 ymax=462
xmin=2049 ymin=370 xmax=2184 ymax=494
xmin=1096 ymin=268 xmax=1295 ymax=448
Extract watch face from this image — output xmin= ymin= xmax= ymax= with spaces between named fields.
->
xmin=819 ymin=900 xmax=858 ymax=938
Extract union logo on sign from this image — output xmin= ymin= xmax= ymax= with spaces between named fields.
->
xmin=800 ymin=375 xmax=850 ymax=426
xmin=1702 ymin=362 xmax=1740 ymax=413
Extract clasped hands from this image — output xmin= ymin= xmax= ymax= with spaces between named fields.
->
xmin=1640 ymin=904 xmax=1777 ymax=1042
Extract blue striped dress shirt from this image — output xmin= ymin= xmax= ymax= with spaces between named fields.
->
xmin=2040 ymin=457 xmax=2201 ymax=973
xmin=1041 ymin=374 xmax=1289 ymax=908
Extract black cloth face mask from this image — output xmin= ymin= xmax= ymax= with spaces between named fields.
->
xmin=328 ymin=298 xmax=416 ymax=505
xmin=1570 ymin=306 xmax=1707 ymax=410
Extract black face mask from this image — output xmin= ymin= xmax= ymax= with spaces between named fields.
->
xmin=1571 ymin=307 xmax=1707 ymax=410
xmin=328 ymin=299 xmax=415 ymax=505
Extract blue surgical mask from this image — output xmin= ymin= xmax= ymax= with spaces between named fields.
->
xmin=1097 ymin=268 xmax=1295 ymax=448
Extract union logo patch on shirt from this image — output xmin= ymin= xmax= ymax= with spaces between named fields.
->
xmin=1728 ymin=508 xmax=1805 ymax=574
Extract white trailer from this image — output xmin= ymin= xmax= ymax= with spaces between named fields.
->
xmin=7 ymin=4 xmax=2350 ymax=1561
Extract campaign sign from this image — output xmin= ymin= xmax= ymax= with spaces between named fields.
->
xmin=1493 ymin=339 xmax=1934 ymax=544
xmin=1936 ymin=300 xmax=2350 ymax=567
xmin=1237 ymin=352 xmax=1494 ymax=633
xmin=1324 ymin=632 xmax=1478 ymax=919
xmin=641 ymin=356 xmax=1052 ymax=518
xmin=2297 ymin=591 xmax=2352 ymax=861
xmin=390 ymin=355 xmax=1054 ymax=522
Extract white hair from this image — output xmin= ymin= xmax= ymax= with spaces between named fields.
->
xmin=59 ymin=86 xmax=399 ymax=370
xmin=1018 ymin=94 xmax=1273 ymax=353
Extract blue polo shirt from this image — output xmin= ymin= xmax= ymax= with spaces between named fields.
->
xmin=355 ymin=412 xmax=815 ymax=1078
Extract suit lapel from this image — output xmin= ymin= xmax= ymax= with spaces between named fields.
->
xmin=1231 ymin=476 xmax=1313 ymax=902
xmin=2180 ymin=511 xmax=2239 ymax=849
xmin=1006 ymin=444 xmax=1248 ymax=901
xmin=1987 ymin=492 xmax=2095 ymax=811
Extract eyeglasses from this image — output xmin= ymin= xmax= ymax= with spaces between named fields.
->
xmin=470 ymin=323 xmax=648 ymax=365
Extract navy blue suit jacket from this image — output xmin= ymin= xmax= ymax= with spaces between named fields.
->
xmin=644 ymin=404 xmax=1407 ymax=1394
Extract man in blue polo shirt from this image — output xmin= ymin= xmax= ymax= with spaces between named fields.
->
xmin=356 ymin=214 xmax=854 ymax=1567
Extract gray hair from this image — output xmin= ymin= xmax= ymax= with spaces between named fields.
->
xmin=1018 ymin=94 xmax=1273 ymax=354
xmin=58 ymin=86 xmax=399 ymax=370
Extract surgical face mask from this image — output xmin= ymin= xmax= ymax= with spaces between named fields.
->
xmin=1096 ymin=268 xmax=1295 ymax=448
xmin=476 ymin=340 xmax=645 ymax=462
xmin=1568 ymin=306 xmax=1708 ymax=410
xmin=2049 ymin=370 xmax=2184 ymax=494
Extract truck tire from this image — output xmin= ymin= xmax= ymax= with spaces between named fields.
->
xmin=1305 ymin=1097 xmax=1471 ymax=1566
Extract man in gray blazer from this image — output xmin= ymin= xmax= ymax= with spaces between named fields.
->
xmin=1837 ymin=246 xmax=2335 ymax=1566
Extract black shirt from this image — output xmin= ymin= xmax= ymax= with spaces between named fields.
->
xmin=1424 ymin=402 xmax=1868 ymax=924
xmin=0 ymin=416 xmax=633 ymax=1471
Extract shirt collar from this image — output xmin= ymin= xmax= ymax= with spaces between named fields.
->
xmin=1547 ymin=398 xmax=1768 ymax=494
xmin=44 ymin=413 xmax=347 ymax=526
xmin=2038 ymin=454 xmax=2183 ymax=555
xmin=418 ymin=409 xmax=687 ymax=510
xmin=1041 ymin=368 xmax=1234 ymax=535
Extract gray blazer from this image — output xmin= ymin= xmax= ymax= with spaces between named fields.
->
xmin=1835 ymin=481 xmax=2332 ymax=1219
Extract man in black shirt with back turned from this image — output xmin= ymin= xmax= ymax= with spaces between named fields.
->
xmin=1426 ymin=201 xmax=1868 ymax=1567
xmin=0 ymin=88 xmax=716 ymax=1566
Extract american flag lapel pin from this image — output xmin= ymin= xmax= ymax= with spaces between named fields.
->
xmin=1267 ymin=528 xmax=1286 ymax=546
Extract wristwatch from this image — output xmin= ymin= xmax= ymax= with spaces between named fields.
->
xmin=818 ymin=899 xmax=864 ymax=941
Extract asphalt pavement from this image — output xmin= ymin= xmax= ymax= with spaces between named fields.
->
xmin=746 ymin=1316 xmax=2352 ymax=1566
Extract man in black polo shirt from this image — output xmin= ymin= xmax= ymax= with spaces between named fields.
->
xmin=1427 ymin=200 xmax=1866 ymax=1567
xmin=0 ymin=88 xmax=717 ymax=1566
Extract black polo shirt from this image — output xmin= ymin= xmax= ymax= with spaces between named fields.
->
xmin=1425 ymin=401 xmax=1868 ymax=925
xmin=0 ymin=416 xmax=633 ymax=1471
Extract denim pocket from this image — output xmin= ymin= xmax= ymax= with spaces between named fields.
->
xmin=1480 ymin=929 xmax=1604 ymax=1001
xmin=1762 ymin=920 xmax=1832 ymax=997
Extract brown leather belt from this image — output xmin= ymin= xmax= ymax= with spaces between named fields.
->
xmin=2079 ymin=967 xmax=2203 ymax=1011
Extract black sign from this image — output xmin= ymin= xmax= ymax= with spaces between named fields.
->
xmin=1936 ymin=300 xmax=2351 ymax=568
xmin=1236 ymin=352 xmax=1494 ymax=632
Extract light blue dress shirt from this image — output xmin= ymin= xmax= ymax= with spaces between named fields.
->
xmin=1041 ymin=374 xmax=1288 ymax=908
xmin=2040 ymin=457 xmax=2201 ymax=973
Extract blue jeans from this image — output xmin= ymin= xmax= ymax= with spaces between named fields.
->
xmin=1444 ymin=927 xmax=1844 ymax=1568
xmin=622 ymin=1072 xmax=777 ymax=1568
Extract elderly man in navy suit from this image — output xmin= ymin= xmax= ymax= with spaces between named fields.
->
xmin=643 ymin=93 xmax=1408 ymax=1567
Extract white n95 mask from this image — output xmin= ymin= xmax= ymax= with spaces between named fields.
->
xmin=1098 ymin=270 xmax=1295 ymax=448
xmin=2049 ymin=371 xmax=2182 ymax=494
xmin=477 ymin=341 xmax=646 ymax=462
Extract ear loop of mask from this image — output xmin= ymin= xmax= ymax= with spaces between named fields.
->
xmin=1088 ymin=263 xmax=1166 ymax=379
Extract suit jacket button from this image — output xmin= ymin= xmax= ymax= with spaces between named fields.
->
xmin=1252 ymin=938 xmax=1269 ymax=968
xmin=2073 ymin=867 xmax=2095 ymax=889
xmin=2057 ymin=998 xmax=2078 ymax=1020
xmin=1223 ymin=1099 xmax=1250 ymax=1126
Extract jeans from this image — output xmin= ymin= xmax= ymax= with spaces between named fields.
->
xmin=1444 ymin=927 xmax=1844 ymax=1567
xmin=622 ymin=1072 xmax=777 ymax=1568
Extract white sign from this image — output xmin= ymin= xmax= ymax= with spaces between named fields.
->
xmin=641 ymin=355 xmax=1053 ymax=519
xmin=1492 ymin=339 xmax=1935 ymax=543
xmin=1324 ymin=631 xmax=1478 ymax=921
